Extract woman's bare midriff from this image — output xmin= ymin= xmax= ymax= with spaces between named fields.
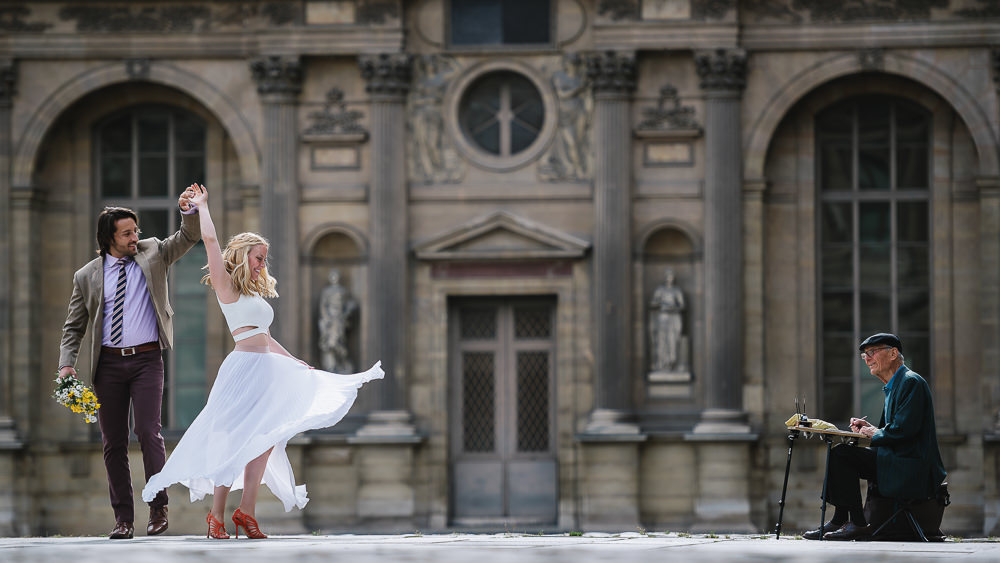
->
xmin=232 ymin=328 xmax=270 ymax=350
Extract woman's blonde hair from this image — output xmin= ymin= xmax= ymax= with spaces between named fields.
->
xmin=201 ymin=232 xmax=279 ymax=297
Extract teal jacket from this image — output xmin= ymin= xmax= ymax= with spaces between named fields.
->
xmin=870 ymin=365 xmax=947 ymax=499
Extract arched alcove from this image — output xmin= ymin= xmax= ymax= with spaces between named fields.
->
xmin=306 ymin=228 xmax=367 ymax=406
xmin=639 ymin=224 xmax=702 ymax=407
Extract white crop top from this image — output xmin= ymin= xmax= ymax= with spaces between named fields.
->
xmin=217 ymin=294 xmax=274 ymax=342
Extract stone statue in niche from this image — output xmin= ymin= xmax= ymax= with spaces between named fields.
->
xmin=408 ymin=54 xmax=464 ymax=184
xmin=649 ymin=267 xmax=690 ymax=380
xmin=318 ymin=268 xmax=358 ymax=373
xmin=539 ymin=54 xmax=592 ymax=182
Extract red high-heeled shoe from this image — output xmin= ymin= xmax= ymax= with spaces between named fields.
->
xmin=232 ymin=508 xmax=268 ymax=539
xmin=206 ymin=512 xmax=230 ymax=539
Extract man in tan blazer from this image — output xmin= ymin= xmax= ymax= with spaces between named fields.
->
xmin=58 ymin=190 xmax=200 ymax=539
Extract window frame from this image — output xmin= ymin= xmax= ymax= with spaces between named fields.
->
xmin=445 ymin=0 xmax=556 ymax=52
xmin=815 ymin=96 xmax=933 ymax=424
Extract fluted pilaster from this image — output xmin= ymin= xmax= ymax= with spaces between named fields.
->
xmin=694 ymin=48 xmax=749 ymax=432
xmin=359 ymin=54 xmax=412 ymax=418
xmin=584 ymin=51 xmax=638 ymax=433
xmin=250 ymin=56 xmax=302 ymax=348
xmin=0 ymin=60 xmax=16 ymax=430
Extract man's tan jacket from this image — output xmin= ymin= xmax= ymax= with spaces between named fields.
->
xmin=58 ymin=212 xmax=201 ymax=380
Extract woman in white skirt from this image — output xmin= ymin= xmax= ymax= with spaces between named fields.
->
xmin=142 ymin=183 xmax=383 ymax=539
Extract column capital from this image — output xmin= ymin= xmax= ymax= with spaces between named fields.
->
xmin=359 ymin=53 xmax=412 ymax=100
xmin=694 ymin=48 xmax=747 ymax=92
xmin=585 ymin=51 xmax=636 ymax=96
xmin=249 ymin=55 xmax=303 ymax=99
xmin=0 ymin=60 xmax=16 ymax=108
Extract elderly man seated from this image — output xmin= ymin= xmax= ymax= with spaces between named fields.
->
xmin=803 ymin=333 xmax=946 ymax=541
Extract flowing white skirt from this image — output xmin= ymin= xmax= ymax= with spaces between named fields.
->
xmin=142 ymin=351 xmax=383 ymax=511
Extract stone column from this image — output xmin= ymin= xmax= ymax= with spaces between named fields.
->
xmin=250 ymin=56 xmax=302 ymax=348
xmin=356 ymin=54 xmax=417 ymax=435
xmin=0 ymin=61 xmax=16 ymax=437
xmin=693 ymin=49 xmax=751 ymax=433
xmin=584 ymin=51 xmax=640 ymax=435
xmin=0 ymin=59 xmax=22 ymax=538
xmin=576 ymin=51 xmax=645 ymax=531
xmin=350 ymin=55 xmax=420 ymax=531
xmin=684 ymin=48 xmax=755 ymax=534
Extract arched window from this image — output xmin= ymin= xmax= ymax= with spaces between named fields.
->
xmin=96 ymin=105 xmax=207 ymax=429
xmin=817 ymin=96 xmax=931 ymax=424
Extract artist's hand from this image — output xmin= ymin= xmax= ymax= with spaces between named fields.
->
xmin=849 ymin=416 xmax=872 ymax=432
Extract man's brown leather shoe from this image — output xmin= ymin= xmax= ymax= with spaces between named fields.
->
xmin=147 ymin=506 xmax=168 ymax=536
xmin=109 ymin=521 xmax=134 ymax=539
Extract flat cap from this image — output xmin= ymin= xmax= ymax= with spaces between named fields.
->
xmin=858 ymin=332 xmax=902 ymax=353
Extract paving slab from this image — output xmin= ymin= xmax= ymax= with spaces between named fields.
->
xmin=2 ymin=533 xmax=999 ymax=563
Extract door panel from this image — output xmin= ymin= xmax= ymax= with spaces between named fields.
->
xmin=450 ymin=298 xmax=557 ymax=525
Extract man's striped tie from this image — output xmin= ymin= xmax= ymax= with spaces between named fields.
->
xmin=110 ymin=258 xmax=127 ymax=345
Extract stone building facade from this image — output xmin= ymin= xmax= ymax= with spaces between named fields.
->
xmin=1 ymin=0 xmax=999 ymax=536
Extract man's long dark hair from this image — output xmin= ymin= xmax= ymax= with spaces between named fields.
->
xmin=96 ymin=207 xmax=138 ymax=257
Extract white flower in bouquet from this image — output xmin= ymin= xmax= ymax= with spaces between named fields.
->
xmin=52 ymin=373 xmax=101 ymax=424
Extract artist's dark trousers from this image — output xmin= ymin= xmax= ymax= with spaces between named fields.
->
xmin=824 ymin=444 xmax=877 ymax=510
xmin=93 ymin=348 xmax=168 ymax=524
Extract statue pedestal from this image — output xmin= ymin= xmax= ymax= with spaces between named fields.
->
xmin=348 ymin=411 xmax=423 ymax=531
xmin=648 ymin=369 xmax=691 ymax=383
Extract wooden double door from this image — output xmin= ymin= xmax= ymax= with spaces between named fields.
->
xmin=449 ymin=298 xmax=557 ymax=525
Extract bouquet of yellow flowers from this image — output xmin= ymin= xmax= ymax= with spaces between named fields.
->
xmin=52 ymin=373 xmax=101 ymax=424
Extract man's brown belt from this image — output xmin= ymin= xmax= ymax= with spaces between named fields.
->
xmin=101 ymin=342 xmax=160 ymax=357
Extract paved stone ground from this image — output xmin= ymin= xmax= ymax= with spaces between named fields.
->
xmin=3 ymin=533 xmax=1000 ymax=563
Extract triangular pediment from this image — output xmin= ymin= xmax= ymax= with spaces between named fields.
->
xmin=414 ymin=211 xmax=590 ymax=261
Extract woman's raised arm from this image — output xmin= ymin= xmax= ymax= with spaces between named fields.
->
xmin=188 ymin=183 xmax=237 ymax=303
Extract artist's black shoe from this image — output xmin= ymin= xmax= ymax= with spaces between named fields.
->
xmin=802 ymin=521 xmax=842 ymax=540
xmin=823 ymin=522 xmax=872 ymax=541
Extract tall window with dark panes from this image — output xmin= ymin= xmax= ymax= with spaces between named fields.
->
xmin=96 ymin=106 xmax=208 ymax=429
xmin=450 ymin=0 xmax=550 ymax=46
xmin=817 ymin=96 xmax=931 ymax=424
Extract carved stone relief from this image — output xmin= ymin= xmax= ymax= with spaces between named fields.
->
xmin=125 ymin=58 xmax=151 ymax=80
xmin=744 ymin=0 xmax=959 ymax=23
xmin=59 ymin=5 xmax=212 ymax=32
xmin=356 ymin=0 xmax=400 ymax=25
xmin=692 ymin=0 xmax=735 ymax=20
xmin=597 ymin=0 xmax=639 ymax=21
xmin=538 ymin=54 xmax=593 ymax=183
xmin=0 ymin=6 xmax=52 ymax=32
xmin=57 ymin=2 xmax=300 ymax=32
xmin=957 ymin=1 xmax=1000 ymax=17
xmin=858 ymin=48 xmax=885 ymax=71
xmin=304 ymin=88 xmax=367 ymax=137
xmin=407 ymin=54 xmax=465 ymax=184
xmin=637 ymin=85 xmax=701 ymax=132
